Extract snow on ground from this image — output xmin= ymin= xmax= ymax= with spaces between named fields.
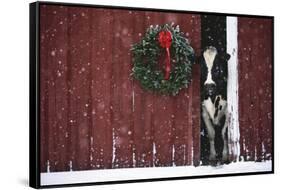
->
xmin=41 ymin=161 xmax=272 ymax=186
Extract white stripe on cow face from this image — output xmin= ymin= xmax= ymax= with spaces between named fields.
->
xmin=203 ymin=47 xmax=217 ymax=85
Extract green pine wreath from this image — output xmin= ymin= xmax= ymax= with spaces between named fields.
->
xmin=131 ymin=24 xmax=195 ymax=95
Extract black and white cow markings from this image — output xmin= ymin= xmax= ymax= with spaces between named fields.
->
xmin=200 ymin=46 xmax=230 ymax=165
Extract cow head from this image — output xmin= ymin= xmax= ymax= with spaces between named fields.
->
xmin=200 ymin=46 xmax=230 ymax=99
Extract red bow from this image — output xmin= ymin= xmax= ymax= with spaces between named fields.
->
xmin=158 ymin=30 xmax=172 ymax=80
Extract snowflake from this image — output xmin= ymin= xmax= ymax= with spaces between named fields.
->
xmin=57 ymin=71 xmax=62 ymax=77
xmin=51 ymin=50 xmax=56 ymax=56
xmin=122 ymin=28 xmax=129 ymax=35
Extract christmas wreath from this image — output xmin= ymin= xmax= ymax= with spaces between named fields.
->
xmin=131 ymin=24 xmax=195 ymax=95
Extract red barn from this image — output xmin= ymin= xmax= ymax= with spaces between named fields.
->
xmin=38 ymin=4 xmax=273 ymax=173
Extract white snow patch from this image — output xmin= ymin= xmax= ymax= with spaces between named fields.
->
xmin=132 ymin=149 xmax=136 ymax=167
xmin=153 ymin=142 xmax=156 ymax=167
xmin=46 ymin=160 xmax=50 ymax=173
xmin=172 ymin=145 xmax=175 ymax=166
xmin=69 ymin=161 xmax=73 ymax=172
xmin=41 ymin=161 xmax=272 ymax=186
xmin=112 ymin=128 xmax=116 ymax=165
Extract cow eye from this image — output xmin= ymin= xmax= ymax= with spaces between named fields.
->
xmin=213 ymin=66 xmax=220 ymax=74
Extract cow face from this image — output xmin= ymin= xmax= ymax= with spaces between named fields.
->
xmin=200 ymin=46 xmax=230 ymax=99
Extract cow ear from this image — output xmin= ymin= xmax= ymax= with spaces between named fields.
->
xmin=225 ymin=53 xmax=231 ymax=61
xmin=220 ymin=53 xmax=231 ymax=61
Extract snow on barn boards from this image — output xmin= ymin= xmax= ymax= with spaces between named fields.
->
xmin=29 ymin=1 xmax=274 ymax=188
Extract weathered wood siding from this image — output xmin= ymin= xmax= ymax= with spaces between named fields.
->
xmin=238 ymin=18 xmax=273 ymax=161
xmin=39 ymin=4 xmax=273 ymax=173
xmin=39 ymin=5 xmax=201 ymax=172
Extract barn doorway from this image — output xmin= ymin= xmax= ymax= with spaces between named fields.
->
xmin=200 ymin=15 xmax=240 ymax=165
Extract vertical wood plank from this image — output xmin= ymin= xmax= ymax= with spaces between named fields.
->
xmin=89 ymin=9 xmax=114 ymax=169
xmin=131 ymin=11 xmax=151 ymax=167
xmin=68 ymin=7 xmax=92 ymax=170
xmin=111 ymin=9 xmax=134 ymax=168
xmin=66 ymin=7 xmax=83 ymax=170
xmin=192 ymin=64 xmax=201 ymax=166
xmin=52 ymin=6 xmax=69 ymax=171
xmin=238 ymin=18 xmax=273 ymax=161
xmin=40 ymin=5 xmax=63 ymax=172
xmin=238 ymin=19 xmax=251 ymax=160
xmin=189 ymin=15 xmax=201 ymax=166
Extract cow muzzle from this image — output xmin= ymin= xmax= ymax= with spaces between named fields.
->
xmin=204 ymin=83 xmax=216 ymax=96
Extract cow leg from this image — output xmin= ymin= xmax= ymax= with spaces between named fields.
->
xmin=221 ymin=114 xmax=229 ymax=162
xmin=202 ymin=106 xmax=216 ymax=162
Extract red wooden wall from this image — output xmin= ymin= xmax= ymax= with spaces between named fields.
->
xmin=238 ymin=18 xmax=273 ymax=161
xmin=40 ymin=5 xmax=201 ymax=172
xmin=39 ymin=4 xmax=273 ymax=173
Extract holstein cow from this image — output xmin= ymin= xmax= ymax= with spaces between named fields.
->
xmin=200 ymin=46 xmax=230 ymax=165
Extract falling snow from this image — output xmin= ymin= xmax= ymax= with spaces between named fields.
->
xmin=40 ymin=7 xmax=272 ymax=176
xmin=50 ymin=50 xmax=56 ymax=56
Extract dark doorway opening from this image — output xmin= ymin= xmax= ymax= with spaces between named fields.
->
xmin=200 ymin=15 xmax=227 ymax=165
